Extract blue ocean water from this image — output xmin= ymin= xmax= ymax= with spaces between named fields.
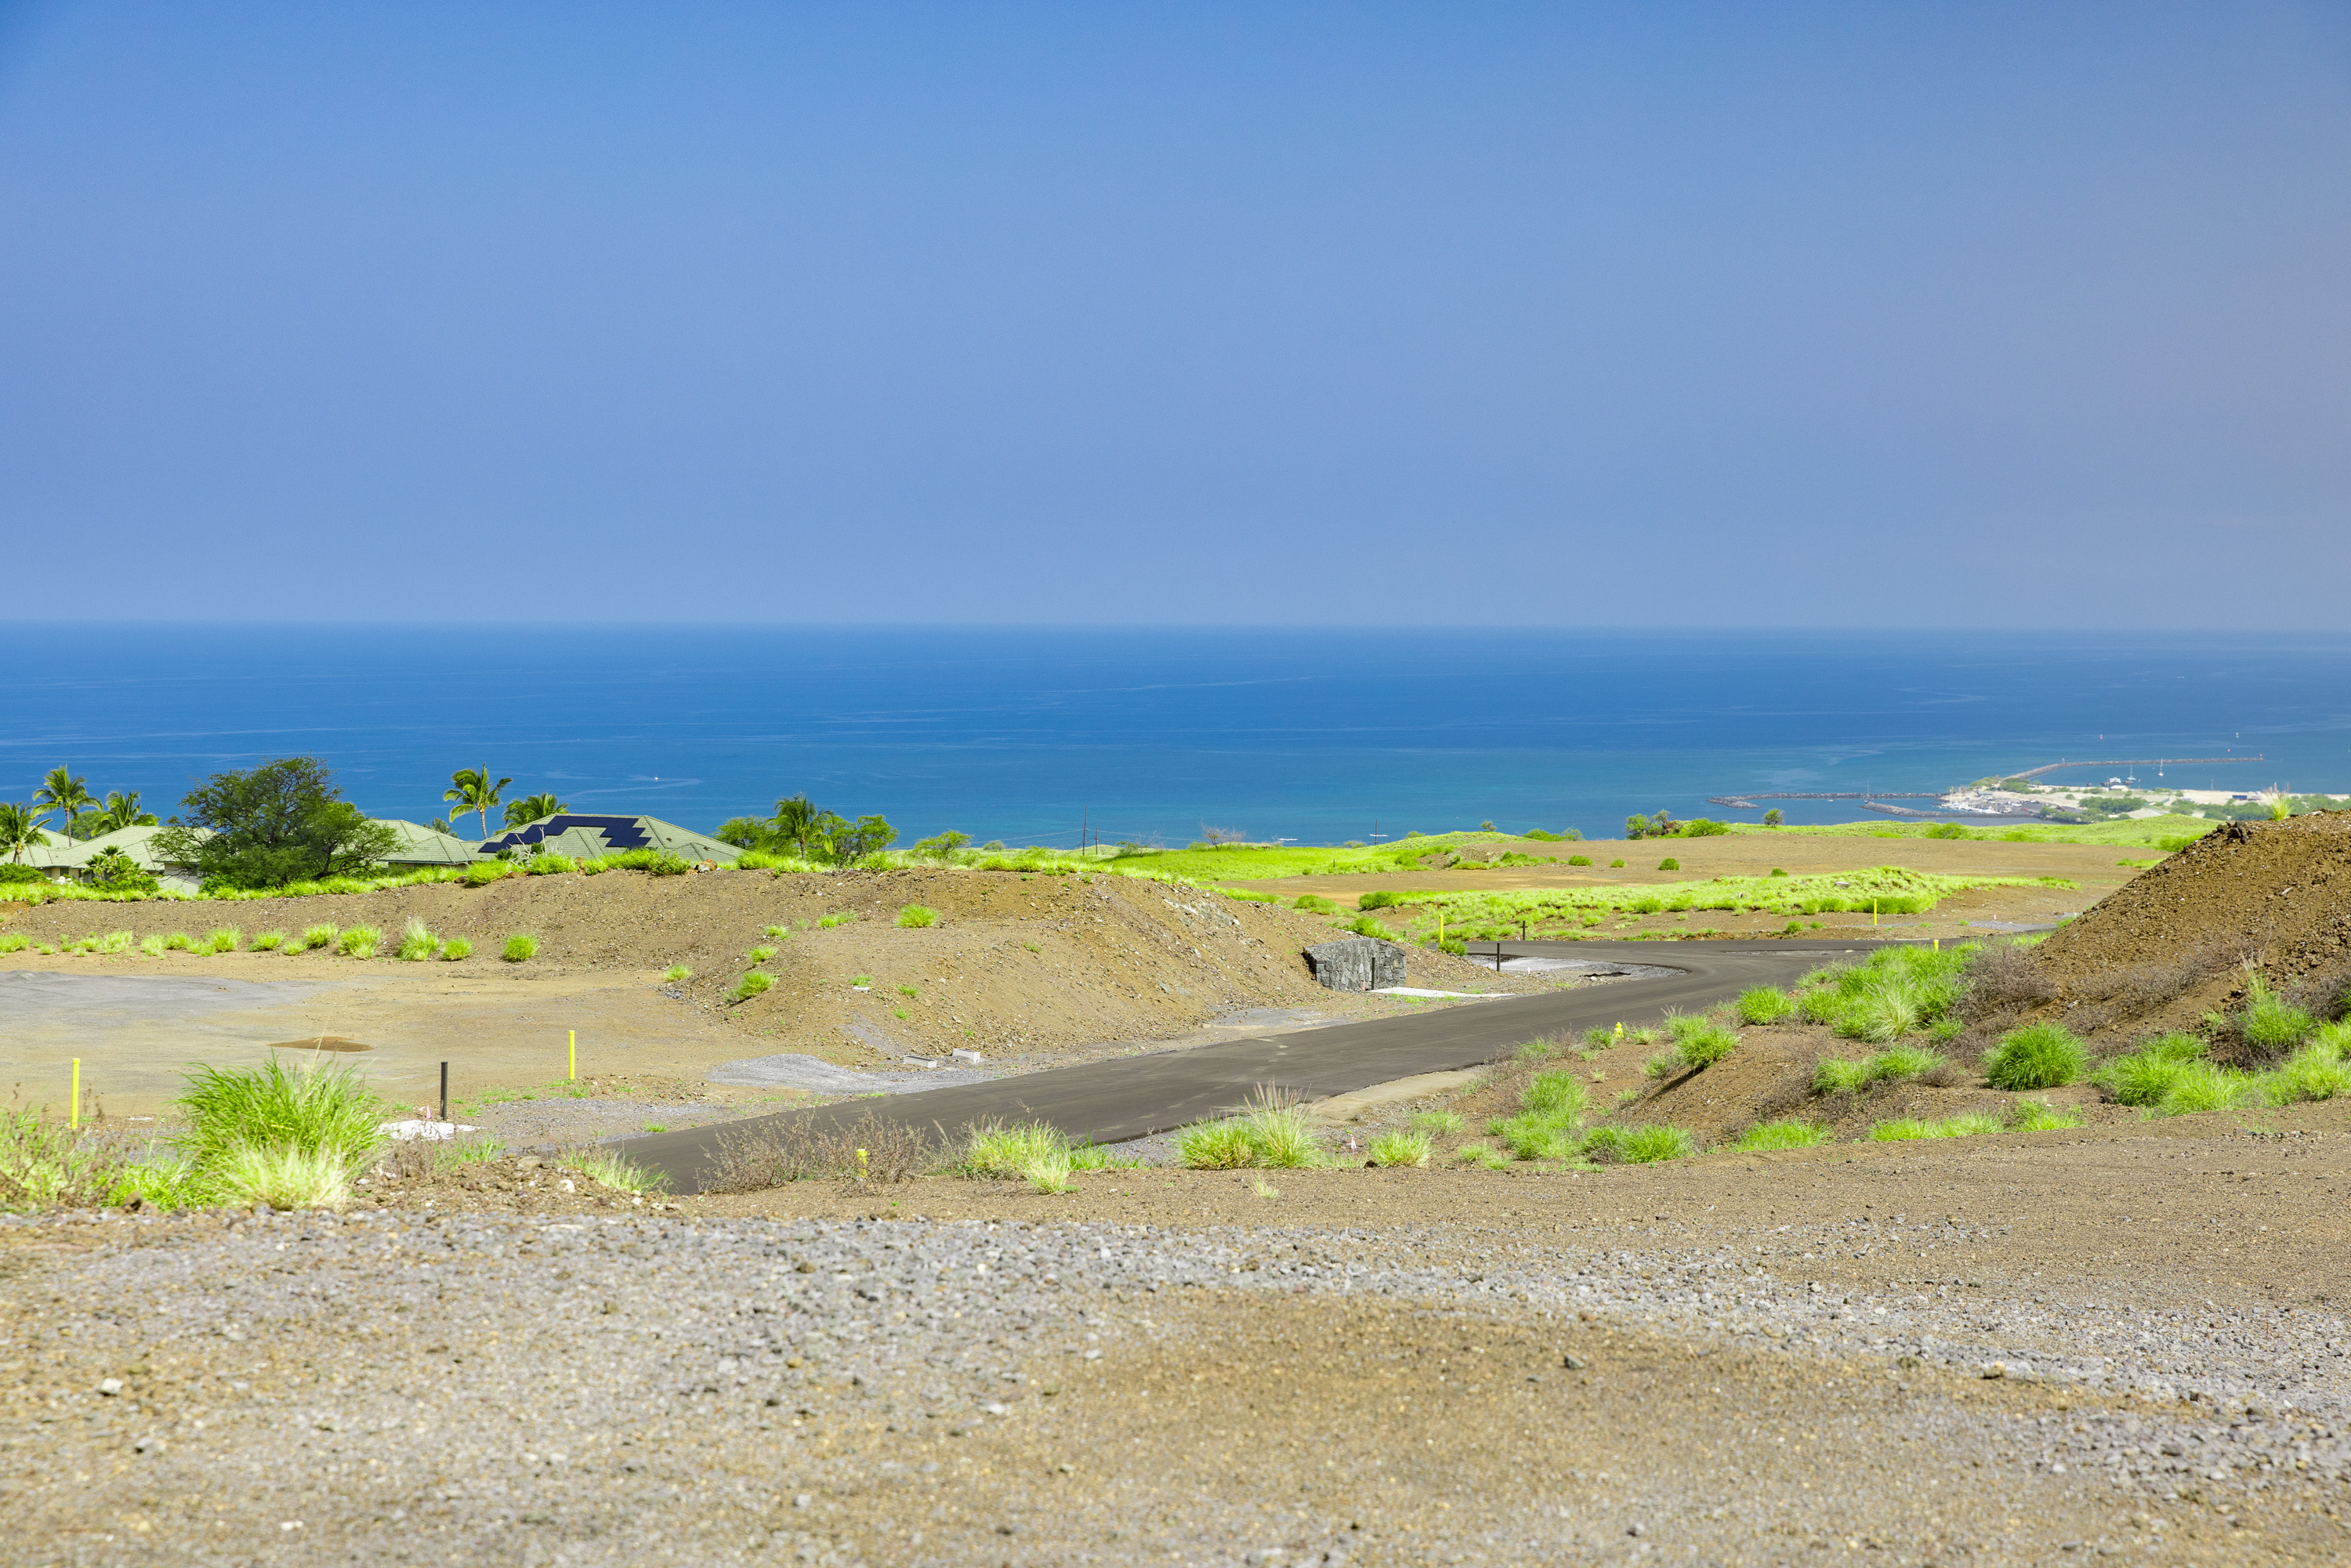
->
xmin=3 ymin=625 xmax=2346 ymax=846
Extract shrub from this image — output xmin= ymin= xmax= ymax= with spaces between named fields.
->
xmin=1583 ymin=1124 xmax=1694 ymax=1164
xmin=300 ymin=923 xmax=339 ymax=952
xmin=734 ymin=972 xmax=773 ymax=1001
xmin=251 ymin=929 xmax=284 ymax=951
xmin=1736 ymin=987 xmax=1795 ymax=1025
xmin=1768 ymin=867 xmax=1788 ymax=877
xmin=1983 ymin=1023 xmax=2088 ymax=1090
xmin=1657 ymin=857 xmax=1680 ymax=871
xmin=201 ymin=926 xmax=241 ymax=954
xmin=896 ymin=904 xmax=938 ymax=929
xmin=1367 ymin=1129 xmax=1431 ymax=1168
xmin=440 ymin=937 xmax=472 ymax=961
xmin=2009 ymin=1099 xmax=2085 ymax=1131
xmin=502 ymin=934 xmax=538 ymax=963
xmin=661 ymin=964 xmax=691 ymax=983
xmin=395 ymin=918 xmax=439 ymax=961
xmin=339 ymin=925 xmax=380 ymax=959
xmin=1733 ymin=1121 xmax=1827 ymax=1151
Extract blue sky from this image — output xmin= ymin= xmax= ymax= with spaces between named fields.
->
xmin=2 ymin=2 xmax=2346 ymax=627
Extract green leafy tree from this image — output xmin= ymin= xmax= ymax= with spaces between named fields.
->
xmin=911 ymin=829 xmax=971 ymax=860
xmin=502 ymin=791 xmax=570 ymax=828
xmin=33 ymin=767 xmax=95 ymax=842
xmin=443 ymin=767 xmax=512 ymax=839
xmin=0 ymin=802 xmax=51 ymax=864
xmin=152 ymin=756 xmax=400 ymax=890
xmin=769 ymin=794 xmax=820 ymax=859
xmin=831 ymin=813 xmax=898 ymax=863
xmin=1762 ymin=808 xmax=1784 ymax=827
xmin=715 ymin=816 xmax=772 ymax=849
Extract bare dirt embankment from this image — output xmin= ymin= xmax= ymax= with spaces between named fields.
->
xmin=0 ymin=867 xmax=1548 ymax=1116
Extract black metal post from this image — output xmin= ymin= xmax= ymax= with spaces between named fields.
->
xmin=439 ymin=1061 xmax=448 ymax=1124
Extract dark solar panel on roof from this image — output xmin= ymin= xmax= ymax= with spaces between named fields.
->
xmin=480 ymin=814 xmax=654 ymax=854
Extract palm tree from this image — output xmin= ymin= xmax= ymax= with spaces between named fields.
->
xmin=87 ymin=791 xmax=158 ymax=836
xmin=33 ymin=767 xmax=94 ymax=841
xmin=0 ymin=802 xmax=51 ymax=864
xmin=503 ymin=792 xmax=571 ymax=828
xmin=770 ymin=794 xmax=820 ymax=859
xmin=443 ymin=768 xmax=512 ymax=840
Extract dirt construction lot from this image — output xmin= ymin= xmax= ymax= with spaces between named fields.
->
xmin=6 ymin=1103 xmax=2350 ymax=1566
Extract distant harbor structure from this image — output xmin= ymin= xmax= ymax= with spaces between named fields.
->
xmin=1709 ymin=757 xmax=2265 ymax=821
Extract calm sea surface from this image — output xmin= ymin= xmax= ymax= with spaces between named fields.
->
xmin=2 ymin=626 xmax=2346 ymax=846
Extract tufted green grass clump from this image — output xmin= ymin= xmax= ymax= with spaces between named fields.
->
xmin=1733 ymin=1121 xmax=1827 ymax=1151
xmin=395 ymin=918 xmax=439 ymax=961
xmin=502 ymin=934 xmax=538 ymax=963
xmin=338 ymin=925 xmax=380 ymax=959
xmin=896 ymin=904 xmax=938 ymax=929
xmin=1368 ymin=1128 xmax=1432 ymax=1168
xmin=1582 ymin=1124 xmax=1694 ymax=1164
xmin=661 ymin=964 xmax=691 ymax=983
xmin=1175 ymin=1091 xmax=1324 ymax=1170
xmin=734 ymin=972 xmax=773 ymax=1001
xmin=201 ymin=926 xmax=241 ymax=955
xmin=251 ymin=929 xmax=284 ymax=951
xmin=1813 ymin=1046 xmax=1946 ymax=1095
xmin=1983 ymin=1022 xmax=2088 ymax=1090
xmin=2009 ymin=1099 xmax=2086 ymax=1131
xmin=1736 ymin=986 xmax=1795 ymax=1025
xmin=440 ymin=937 xmax=472 ymax=961
xmin=1669 ymin=1016 xmax=1741 ymax=1070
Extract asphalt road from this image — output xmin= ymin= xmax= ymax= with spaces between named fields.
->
xmin=621 ymin=939 xmax=1890 ymax=1192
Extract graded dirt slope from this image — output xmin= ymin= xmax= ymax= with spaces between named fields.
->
xmin=2020 ymin=813 xmax=2351 ymax=1045
xmin=0 ymin=868 xmax=1545 ymax=1114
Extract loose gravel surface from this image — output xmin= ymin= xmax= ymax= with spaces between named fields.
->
xmin=10 ymin=1120 xmax=2351 ymax=1568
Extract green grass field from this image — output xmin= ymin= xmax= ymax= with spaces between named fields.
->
xmin=1389 ymin=866 xmax=2073 ymax=940
xmin=1726 ymin=815 xmax=2211 ymax=849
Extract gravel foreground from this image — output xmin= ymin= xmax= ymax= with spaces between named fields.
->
xmin=7 ymin=1206 xmax=2350 ymax=1566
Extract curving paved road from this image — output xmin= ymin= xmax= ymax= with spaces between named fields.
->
xmin=621 ymin=939 xmax=1895 ymax=1192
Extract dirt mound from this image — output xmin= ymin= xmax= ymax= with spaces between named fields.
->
xmin=2020 ymin=811 xmax=2351 ymax=1044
